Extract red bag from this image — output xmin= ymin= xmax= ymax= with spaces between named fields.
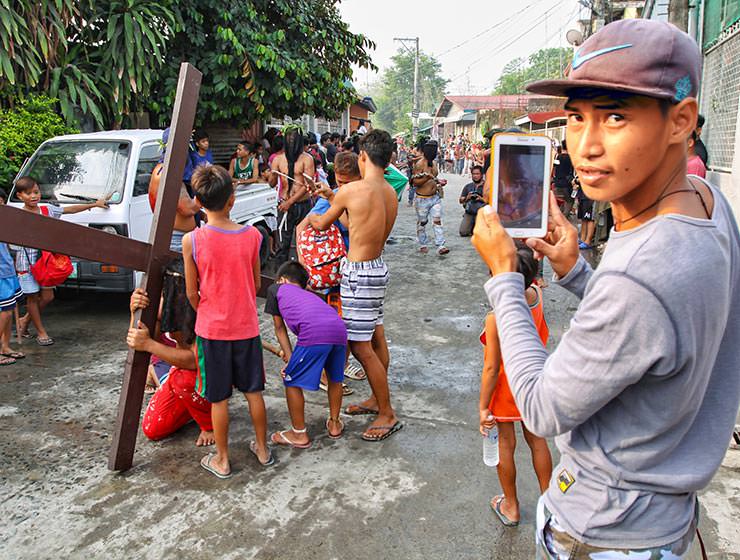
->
xmin=297 ymin=224 xmax=346 ymax=290
xmin=29 ymin=206 xmax=74 ymax=287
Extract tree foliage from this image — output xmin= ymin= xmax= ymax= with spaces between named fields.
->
xmin=0 ymin=95 xmax=78 ymax=187
xmin=0 ymin=0 xmax=373 ymax=129
xmin=147 ymin=0 xmax=375 ymax=127
xmin=373 ymin=49 xmax=448 ymax=135
xmin=0 ymin=0 xmax=174 ymax=128
xmin=493 ymin=47 xmax=573 ymax=95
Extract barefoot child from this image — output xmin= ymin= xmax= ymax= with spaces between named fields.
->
xmin=183 ymin=165 xmax=272 ymax=477
xmin=13 ymin=176 xmax=108 ymax=345
xmin=0 ymin=188 xmax=24 ymax=365
xmin=479 ymin=246 xmax=552 ymax=527
xmin=264 ymin=261 xmax=348 ymax=447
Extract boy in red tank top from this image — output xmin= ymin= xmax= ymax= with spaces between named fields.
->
xmin=183 ymin=166 xmax=272 ymax=478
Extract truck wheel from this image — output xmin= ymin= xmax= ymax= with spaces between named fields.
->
xmin=255 ymin=223 xmax=271 ymax=267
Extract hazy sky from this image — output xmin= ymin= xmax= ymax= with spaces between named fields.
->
xmin=338 ymin=0 xmax=586 ymax=95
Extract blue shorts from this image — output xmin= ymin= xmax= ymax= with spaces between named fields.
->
xmin=0 ymin=276 xmax=23 ymax=312
xmin=283 ymin=344 xmax=346 ymax=391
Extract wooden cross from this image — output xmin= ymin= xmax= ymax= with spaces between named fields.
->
xmin=0 ymin=63 xmax=202 ymax=471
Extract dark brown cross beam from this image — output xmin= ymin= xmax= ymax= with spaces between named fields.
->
xmin=0 ymin=63 xmax=202 ymax=472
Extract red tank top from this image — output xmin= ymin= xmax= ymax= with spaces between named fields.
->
xmin=192 ymin=224 xmax=262 ymax=340
xmin=480 ymin=285 xmax=549 ymax=421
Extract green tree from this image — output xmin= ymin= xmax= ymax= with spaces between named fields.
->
xmin=373 ymin=49 xmax=448 ymax=134
xmin=0 ymin=95 xmax=78 ymax=187
xmin=0 ymin=0 xmax=174 ymax=128
xmin=146 ymin=0 xmax=375 ymax=127
xmin=493 ymin=47 xmax=573 ymax=95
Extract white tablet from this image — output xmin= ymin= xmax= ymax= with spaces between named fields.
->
xmin=491 ymin=134 xmax=552 ymax=238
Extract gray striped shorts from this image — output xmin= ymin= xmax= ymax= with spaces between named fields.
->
xmin=340 ymin=257 xmax=388 ymax=342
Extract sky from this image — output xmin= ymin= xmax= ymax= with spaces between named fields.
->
xmin=338 ymin=0 xmax=586 ymax=96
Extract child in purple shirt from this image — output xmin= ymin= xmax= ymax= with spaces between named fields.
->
xmin=264 ymin=261 xmax=348 ymax=447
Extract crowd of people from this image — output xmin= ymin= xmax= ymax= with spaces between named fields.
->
xmin=2 ymin=17 xmax=739 ymax=560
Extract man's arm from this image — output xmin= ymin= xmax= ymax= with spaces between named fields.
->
xmin=177 ymin=184 xmax=199 ymax=217
xmin=182 ymin=233 xmax=200 ymax=310
xmin=485 ymin=272 xmax=676 ymax=438
xmin=268 ymin=158 xmax=279 ymax=188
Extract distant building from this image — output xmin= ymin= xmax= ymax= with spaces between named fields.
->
xmin=432 ymin=95 xmax=554 ymax=140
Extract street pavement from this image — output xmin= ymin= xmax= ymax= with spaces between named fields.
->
xmin=1 ymin=173 xmax=738 ymax=559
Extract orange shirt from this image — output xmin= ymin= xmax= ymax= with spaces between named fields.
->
xmin=480 ymin=285 xmax=549 ymax=421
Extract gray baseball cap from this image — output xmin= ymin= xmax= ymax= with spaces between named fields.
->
xmin=527 ymin=19 xmax=702 ymax=102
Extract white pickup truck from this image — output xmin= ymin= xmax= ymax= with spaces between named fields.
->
xmin=9 ymin=130 xmax=277 ymax=292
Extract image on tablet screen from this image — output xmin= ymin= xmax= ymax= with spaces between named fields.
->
xmin=497 ymin=144 xmax=546 ymax=229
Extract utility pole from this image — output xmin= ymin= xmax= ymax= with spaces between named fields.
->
xmin=668 ymin=0 xmax=689 ymax=32
xmin=394 ymin=37 xmax=420 ymax=140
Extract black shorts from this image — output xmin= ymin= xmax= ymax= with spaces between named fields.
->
xmin=578 ymin=199 xmax=594 ymax=221
xmin=194 ymin=335 xmax=265 ymax=402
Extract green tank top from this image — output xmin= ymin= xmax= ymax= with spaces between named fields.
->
xmin=234 ymin=157 xmax=254 ymax=180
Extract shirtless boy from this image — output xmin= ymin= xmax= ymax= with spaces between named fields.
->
xmin=309 ymin=129 xmax=401 ymax=441
xmin=269 ymin=126 xmax=316 ymax=261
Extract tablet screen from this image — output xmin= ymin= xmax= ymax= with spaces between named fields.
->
xmin=497 ymin=144 xmax=546 ymax=229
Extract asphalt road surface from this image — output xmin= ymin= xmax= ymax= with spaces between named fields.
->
xmin=1 ymin=173 xmax=738 ymax=559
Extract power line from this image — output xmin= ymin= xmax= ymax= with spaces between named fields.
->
xmin=446 ymin=0 xmax=566 ymax=86
xmin=432 ymin=0 xmax=549 ymax=59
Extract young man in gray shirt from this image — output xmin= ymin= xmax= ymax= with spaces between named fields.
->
xmin=472 ymin=19 xmax=740 ymax=558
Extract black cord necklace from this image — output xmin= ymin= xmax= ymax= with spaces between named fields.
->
xmin=614 ymin=164 xmax=708 ymax=230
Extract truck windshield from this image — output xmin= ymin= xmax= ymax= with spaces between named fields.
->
xmin=15 ymin=141 xmax=130 ymax=204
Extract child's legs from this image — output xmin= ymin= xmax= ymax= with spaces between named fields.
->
xmin=285 ymin=386 xmax=306 ymax=430
xmin=495 ymin=422 xmax=520 ymax=509
xmin=24 ymin=293 xmax=49 ymax=338
xmin=325 ymin=344 xmax=347 ymax=419
xmin=522 ymin=423 xmax=553 ymax=493
xmin=39 ymin=287 xmax=54 ymax=310
xmin=244 ymin=391 xmax=267 ymax=450
xmin=170 ymin=368 xmax=213 ymax=432
xmin=142 ymin=381 xmax=192 ymax=440
xmin=0 ymin=310 xmax=11 ymax=351
xmin=211 ymin=399 xmax=230 ymax=460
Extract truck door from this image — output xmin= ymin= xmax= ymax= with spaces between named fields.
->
xmin=129 ymin=143 xmax=160 ymax=243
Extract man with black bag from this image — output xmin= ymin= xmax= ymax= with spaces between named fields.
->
xmin=459 ymin=165 xmax=486 ymax=237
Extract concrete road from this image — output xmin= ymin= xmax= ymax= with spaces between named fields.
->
xmin=1 ymin=174 xmax=738 ymax=559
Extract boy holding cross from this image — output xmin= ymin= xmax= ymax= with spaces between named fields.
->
xmin=472 ymin=19 xmax=740 ymax=557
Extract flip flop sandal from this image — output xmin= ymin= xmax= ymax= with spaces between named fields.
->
xmin=361 ymin=421 xmax=403 ymax=442
xmin=344 ymin=363 xmax=366 ymax=381
xmin=270 ymin=429 xmax=312 ymax=449
xmin=490 ymin=495 xmax=519 ymax=527
xmin=0 ymin=356 xmax=16 ymax=366
xmin=319 ymin=382 xmax=354 ymax=396
xmin=200 ymin=453 xmax=232 ymax=479
xmin=36 ymin=337 xmax=54 ymax=346
xmin=20 ymin=331 xmax=33 ymax=339
xmin=344 ymin=404 xmax=379 ymax=416
xmin=1 ymin=351 xmax=25 ymax=359
xmin=249 ymin=441 xmax=275 ymax=467
xmin=144 ymin=385 xmax=157 ymax=394
xmin=326 ymin=417 xmax=345 ymax=440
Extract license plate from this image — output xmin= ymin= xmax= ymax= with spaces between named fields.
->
xmin=69 ymin=262 xmax=78 ymax=279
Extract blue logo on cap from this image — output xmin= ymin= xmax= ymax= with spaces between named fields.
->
xmin=572 ymin=43 xmax=633 ymax=70
xmin=674 ymin=75 xmax=692 ymax=101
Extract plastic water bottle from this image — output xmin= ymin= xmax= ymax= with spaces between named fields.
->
xmin=483 ymin=419 xmax=499 ymax=467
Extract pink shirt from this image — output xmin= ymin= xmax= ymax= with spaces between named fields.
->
xmin=192 ymin=224 xmax=262 ymax=340
xmin=687 ymin=154 xmax=706 ymax=178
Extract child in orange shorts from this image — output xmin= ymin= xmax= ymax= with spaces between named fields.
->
xmin=479 ymin=246 xmax=553 ymax=527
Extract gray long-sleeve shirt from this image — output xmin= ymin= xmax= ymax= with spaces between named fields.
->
xmin=484 ymin=182 xmax=740 ymax=548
